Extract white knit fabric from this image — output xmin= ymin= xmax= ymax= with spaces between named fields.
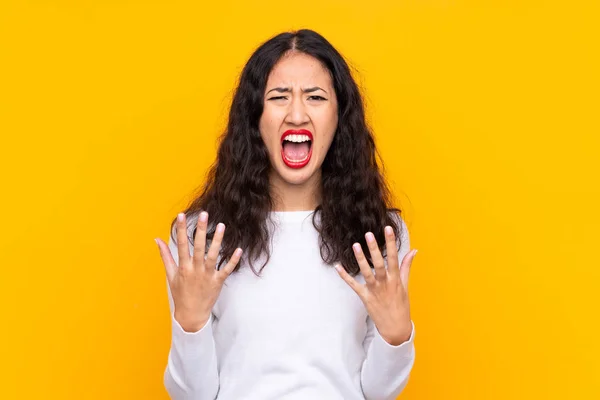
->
xmin=164 ymin=210 xmax=415 ymax=400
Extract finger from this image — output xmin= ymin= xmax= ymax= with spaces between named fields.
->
xmin=175 ymin=213 xmax=191 ymax=267
xmin=352 ymin=243 xmax=376 ymax=286
xmin=400 ymin=249 xmax=418 ymax=291
xmin=218 ymin=247 xmax=243 ymax=279
xmin=193 ymin=211 xmax=208 ymax=267
xmin=205 ymin=222 xmax=225 ymax=269
xmin=364 ymin=232 xmax=386 ymax=281
xmin=155 ymin=238 xmax=176 ymax=282
xmin=334 ymin=263 xmax=365 ymax=297
xmin=384 ymin=226 xmax=400 ymax=280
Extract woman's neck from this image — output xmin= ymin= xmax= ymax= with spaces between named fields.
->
xmin=269 ymin=170 xmax=321 ymax=212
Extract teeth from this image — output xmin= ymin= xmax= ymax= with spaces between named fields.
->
xmin=284 ymin=134 xmax=311 ymax=143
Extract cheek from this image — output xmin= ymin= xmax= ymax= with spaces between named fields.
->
xmin=318 ymin=110 xmax=338 ymax=149
xmin=259 ymin=108 xmax=283 ymax=136
xmin=259 ymin=112 xmax=283 ymax=158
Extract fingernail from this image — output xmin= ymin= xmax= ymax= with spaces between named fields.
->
xmin=365 ymin=232 xmax=374 ymax=243
xmin=413 ymin=249 xmax=418 ymax=256
xmin=200 ymin=211 xmax=207 ymax=222
xmin=154 ymin=238 xmax=159 ymax=246
xmin=177 ymin=213 xmax=184 ymax=222
xmin=217 ymin=223 xmax=224 ymax=233
xmin=385 ymin=226 xmax=393 ymax=235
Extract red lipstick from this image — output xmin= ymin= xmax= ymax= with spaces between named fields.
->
xmin=280 ymin=129 xmax=313 ymax=169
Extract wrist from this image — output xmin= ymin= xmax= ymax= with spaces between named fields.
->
xmin=380 ymin=324 xmax=412 ymax=346
xmin=174 ymin=311 xmax=210 ymax=333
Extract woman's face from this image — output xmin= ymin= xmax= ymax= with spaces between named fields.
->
xmin=259 ymin=51 xmax=338 ymax=189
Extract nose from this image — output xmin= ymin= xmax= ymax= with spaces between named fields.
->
xmin=284 ymin=95 xmax=310 ymax=126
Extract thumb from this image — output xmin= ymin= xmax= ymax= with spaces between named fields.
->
xmin=155 ymin=238 xmax=176 ymax=282
xmin=218 ymin=247 xmax=244 ymax=278
xmin=400 ymin=249 xmax=417 ymax=291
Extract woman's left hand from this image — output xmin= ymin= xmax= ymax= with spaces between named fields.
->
xmin=335 ymin=225 xmax=418 ymax=346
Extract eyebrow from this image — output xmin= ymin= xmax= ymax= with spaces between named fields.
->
xmin=266 ymin=86 xmax=328 ymax=95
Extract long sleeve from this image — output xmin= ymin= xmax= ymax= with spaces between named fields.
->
xmin=163 ymin=234 xmax=220 ymax=400
xmin=360 ymin=213 xmax=416 ymax=400
xmin=360 ymin=317 xmax=416 ymax=399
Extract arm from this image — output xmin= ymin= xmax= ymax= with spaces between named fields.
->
xmin=163 ymin=234 xmax=220 ymax=400
xmin=360 ymin=215 xmax=416 ymax=400
xmin=360 ymin=316 xmax=415 ymax=400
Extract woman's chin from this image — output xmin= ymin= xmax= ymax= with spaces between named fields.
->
xmin=273 ymin=163 xmax=319 ymax=186
xmin=280 ymin=171 xmax=313 ymax=186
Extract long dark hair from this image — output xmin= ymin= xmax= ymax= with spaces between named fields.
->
xmin=170 ymin=29 xmax=404 ymax=277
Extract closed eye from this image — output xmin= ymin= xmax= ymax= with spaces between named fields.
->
xmin=267 ymin=96 xmax=327 ymax=101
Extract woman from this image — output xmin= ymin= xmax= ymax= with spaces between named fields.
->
xmin=155 ymin=29 xmax=418 ymax=400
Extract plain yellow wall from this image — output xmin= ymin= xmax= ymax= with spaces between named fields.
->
xmin=1 ymin=0 xmax=598 ymax=398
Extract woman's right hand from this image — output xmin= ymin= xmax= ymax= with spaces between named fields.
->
xmin=155 ymin=211 xmax=243 ymax=332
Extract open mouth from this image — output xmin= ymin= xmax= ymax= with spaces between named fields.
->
xmin=281 ymin=129 xmax=313 ymax=169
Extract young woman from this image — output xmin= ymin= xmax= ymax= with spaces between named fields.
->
xmin=155 ymin=29 xmax=418 ymax=400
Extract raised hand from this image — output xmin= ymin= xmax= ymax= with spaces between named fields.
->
xmin=155 ymin=211 xmax=243 ymax=332
xmin=334 ymin=225 xmax=417 ymax=345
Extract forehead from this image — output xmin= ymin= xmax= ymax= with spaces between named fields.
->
xmin=266 ymin=52 xmax=333 ymax=88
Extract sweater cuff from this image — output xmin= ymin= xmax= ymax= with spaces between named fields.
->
xmin=371 ymin=320 xmax=415 ymax=360
xmin=171 ymin=312 xmax=214 ymax=344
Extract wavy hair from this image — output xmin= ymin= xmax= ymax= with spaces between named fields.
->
xmin=170 ymin=29 xmax=404 ymax=277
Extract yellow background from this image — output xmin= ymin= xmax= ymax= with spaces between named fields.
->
xmin=1 ymin=0 xmax=598 ymax=398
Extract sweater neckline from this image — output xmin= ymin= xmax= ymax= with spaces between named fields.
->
xmin=269 ymin=209 xmax=316 ymax=222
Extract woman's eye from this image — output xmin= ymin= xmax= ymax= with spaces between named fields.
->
xmin=267 ymin=95 xmax=326 ymax=101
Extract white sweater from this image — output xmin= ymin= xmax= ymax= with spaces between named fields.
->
xmin=164 ymin=210 xmax=416 ymax=400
